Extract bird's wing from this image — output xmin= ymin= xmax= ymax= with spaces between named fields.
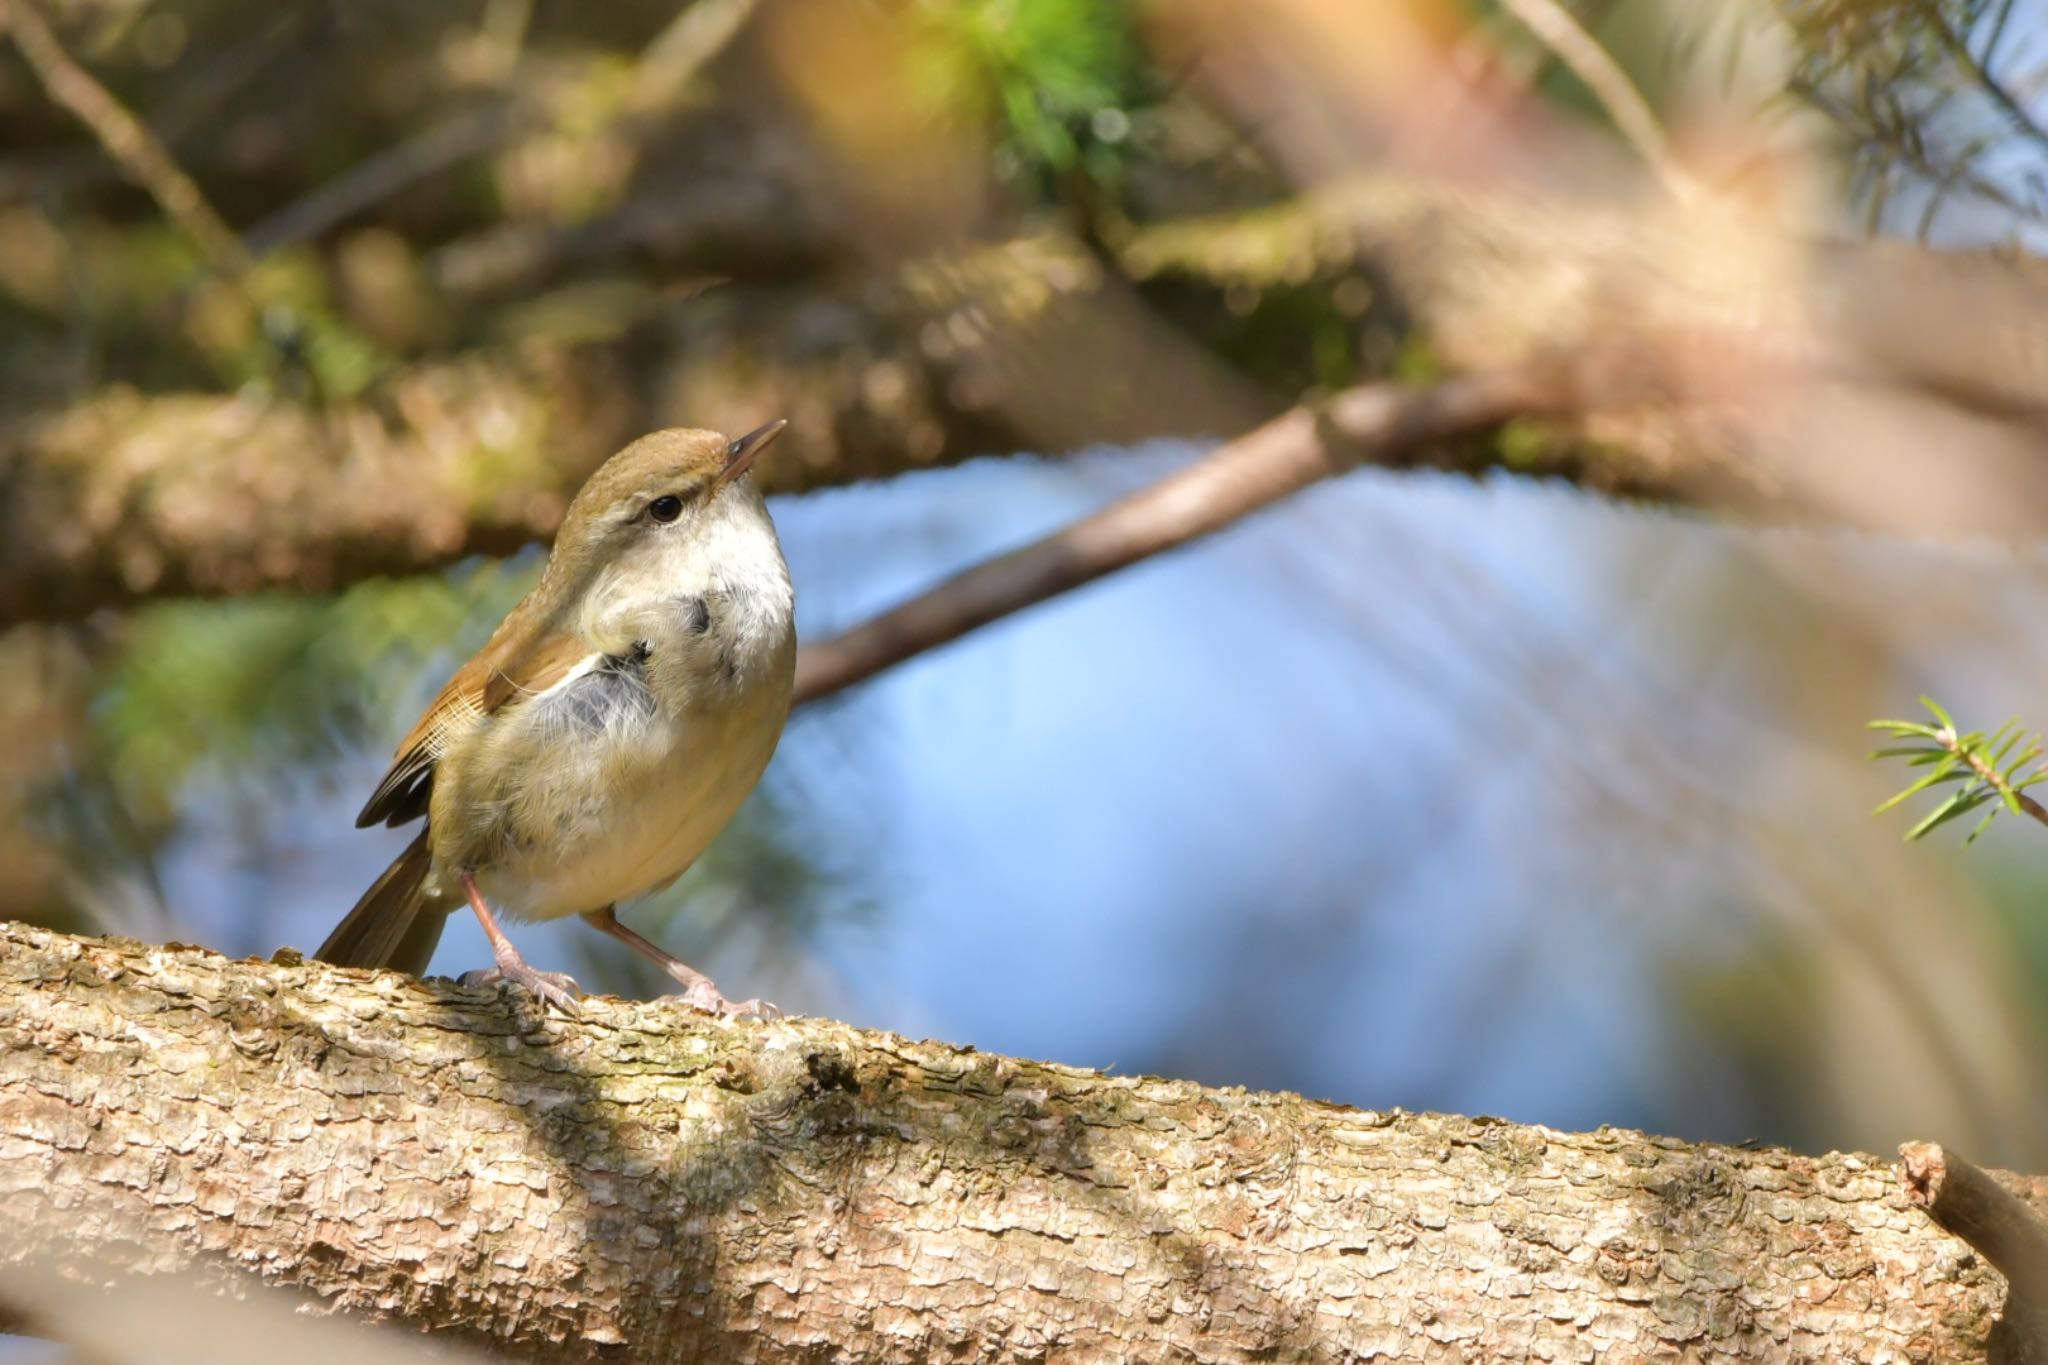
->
xmin=355 ymin=617 xmax=596 ymax=829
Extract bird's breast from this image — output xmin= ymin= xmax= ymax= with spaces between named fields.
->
xmin=436 ymin=622 xmax=795 ymax=920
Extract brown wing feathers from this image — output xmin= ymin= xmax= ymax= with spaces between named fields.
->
xmin=354 ymin=622 xmax=595 ymax=829
xmin=355 ymin=750 xmax=437 ymax=828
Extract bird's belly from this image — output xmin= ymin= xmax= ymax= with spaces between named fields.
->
xmin=466 ymin=690 xmax=786 ymax=923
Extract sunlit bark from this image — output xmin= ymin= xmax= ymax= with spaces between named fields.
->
xmin=0 ymin=923 xmax=2029 ymax=1364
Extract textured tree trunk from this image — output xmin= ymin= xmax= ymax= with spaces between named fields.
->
xmin=0 ymin=922 xmax=2033 ymax=1363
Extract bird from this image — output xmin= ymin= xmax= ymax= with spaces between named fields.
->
xmin=314 ymin=421 xmax=798 ymax=1017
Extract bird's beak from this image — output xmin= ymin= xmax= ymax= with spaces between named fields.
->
xmin=716 ymin=420 xmax=788 ymax=490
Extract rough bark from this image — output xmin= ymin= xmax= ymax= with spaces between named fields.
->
xmin=0 ymin=922 xmax=2035 ymax=1364
xmin=1903 ymin=1142 xmax=2048 ymax=1363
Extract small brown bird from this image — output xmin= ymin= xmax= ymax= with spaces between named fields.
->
xmin=315 ymin=422 xmax=797 ymax=1016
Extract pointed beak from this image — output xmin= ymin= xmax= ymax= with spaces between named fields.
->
xmin=716 ymin=420 xmax=788 ymax=489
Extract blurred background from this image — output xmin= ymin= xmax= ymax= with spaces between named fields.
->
xmin=3 ymin=0 xmax=2048 ymax=1184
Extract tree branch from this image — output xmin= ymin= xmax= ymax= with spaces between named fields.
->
xmin=0 ymin=349 xmax=643 ymax=624
xmin=1493 ymin=0 xmax=1694 ymax=199
xmin=792 ymin=362 xmax=1596 ymax=705
xmin=0 ymin=0 xmax=255 ymax=280
xmin=242 ymin=104 xmax=521 ymax=257
xmin=1944 ymin=725 xmax=2048 ymax=832
xmin=1902 ymin=1142 xmax=2048 ymax=1362
xmin=14 ymin=174 xmax=2048 ymax=628
xmin=0 ymin=920 xmax=2033 ymax=1363
xmin=1910 ymin=0 xmax=2048 ymax=164
xmin=242 ymin=0 xmax=760 ymax=256
xmin=0 ymin=229 xmax=1273 ymax=629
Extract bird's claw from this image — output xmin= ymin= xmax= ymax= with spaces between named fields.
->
xmin=664 ymin=981 xmax=782 ymax=1019
xmin=461 ymin=963 xmax=584 ymax=1017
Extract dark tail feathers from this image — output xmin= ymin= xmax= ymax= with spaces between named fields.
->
xmin=315 ymin=832 xmax=449 ymax=977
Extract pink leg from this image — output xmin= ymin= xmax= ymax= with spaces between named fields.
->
xmin=582 ymin=906 xmax=781 ymax=1019
xmin=458 ymin=873 xmax=582 ymax=1016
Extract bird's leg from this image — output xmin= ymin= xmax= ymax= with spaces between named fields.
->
xmin=581 ymin=905 xmax=781 ymax=1019
xmin=458 ymin=873 xmax=582 ymax=1016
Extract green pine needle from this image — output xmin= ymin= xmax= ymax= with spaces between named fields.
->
xmin=1867 ymin=696 xmax=2048 ymax=843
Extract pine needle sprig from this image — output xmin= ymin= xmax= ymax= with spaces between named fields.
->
xmin=1868 ymin=697 xmax=2048 ymax=843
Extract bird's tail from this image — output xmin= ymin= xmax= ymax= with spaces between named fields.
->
xmin=314 ymin=832 xmax=450 ymax=977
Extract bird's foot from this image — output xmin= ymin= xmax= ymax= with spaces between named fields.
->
xmin=663 ymin=978 xmax=783 ymax=1020
xmin=461 ymin=963 xmax=584 ymax=1017
xmin=576 ymin=906 xmax=779 ymax=1018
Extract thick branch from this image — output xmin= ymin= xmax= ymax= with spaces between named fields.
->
xmin=14 ymin=174 xmax=2048 ymax=627
xmin=0 ymin=921 xmax=2038 ymax=1363
xmin=0 ymin=231 xmax=1265 ymax=628
xmin=0 ymin=349 xmax=641 ymax=622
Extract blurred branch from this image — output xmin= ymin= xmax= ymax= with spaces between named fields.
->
xmin=626 ymin=0 xmax=760 ymax=114
xmin=426 ymin=172 xmax=830 ymax=294
xmin=1781 ymin=0 xmax=2048 ymax=231
xmin=0 ymin=349 xmax=641 ymax=625
xmin=0 ymin=0 xmax=255 ymax=279
xmin=17 ymin=171 xmax=2048 ymax=625
xmin=1910 ymin=0 xmax=2048 ymax=160
xmin=1901 ymin=1141 xmax=2048 ymax=1361
xmin=792 ymin=359 xmax=1610 ymax=704
xmin=1494 ymin=0 xmax=1693 ymax=197
xmin=0 ymin=228 xmax=1270 ymax=627
xmin=245 ymin=0 xmax=759 ymax=257
xmin=0 ymin=920 xmax=2031 ymax=1363
xmin=1123 ymin=176 xmax=2048 ymax=536
xmin=243 ymin=105 xmax=521 ymax=256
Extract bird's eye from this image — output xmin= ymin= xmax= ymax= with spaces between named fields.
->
xmin=648 ymin=494 xmax=684 ymax=523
